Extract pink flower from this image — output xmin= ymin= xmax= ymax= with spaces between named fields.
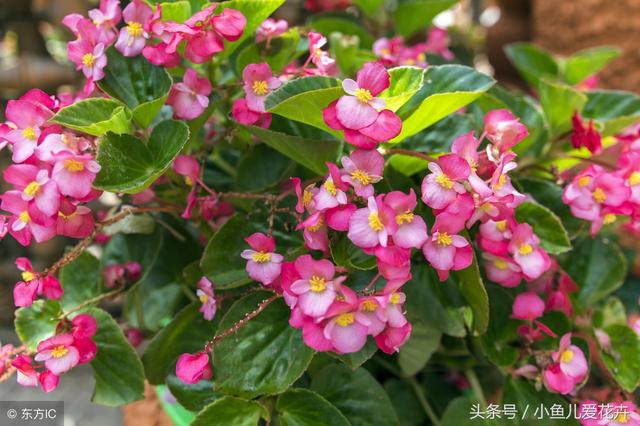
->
xmin=384 ymin=189 xmax=428 ymax=249
xmin=183 ymin=7 xmax=246 ymax=64
xmin=242 ymin=63 xmax=281 ymax=113
xmin=424 ymin=27 xmax=454 ymax=60
xmin=483 ymin=109 xmax=528 ymax=157
xmin=88 ymin=0 xmax=121 ymax=30
xmin=11 ymin=355 xmax=39 ymax=387
xmin=175 ymin=352 xmax=212 ymax=384
xmin=68 ymin=41 xmax=108 ymax=81
xmin=298 ymin=212 xmax=330 ymax=252
xmin=571 ymin=111 xmax=601 ymax=154
xmin=4 ymin=96 xmax=54 ymax=163
xmin=289 ymin=255 xmax=339 ymax=318
xmin=323 ymin=309 xmax=370 ymax=354
xmin=482 ymin=253 xmax=521 ymax=287
xmin=578 ymin=401 xmax=640 ymax=426
xmin=307 ymin=32 xmax=337 ymax=75
xmin=173 ymin=155 xmax=200 ymax=186
xmin=197 ymin=277 xmax=217 ymax=321
xmin=114 ymin=0 xmax=152 ymax=56
xmin=51 ymin=153 xmax=101 ymax=199
xmin=34 ymin=334 xmax=80 ymax=376
xmin=375 ymin=322 xmax=412 ymax=354
xmin=71 ymin=314 xmax=97 ymax=339
xmin=375 ymin=245 xmax=411 ymax=281
xmin=340 ymin=149 xmax=384 ymax=198
xmin=508 ymin=223 xmax=551 ymax=281
xmin=3 ymin=164 xmax=60 ymax=218
xmin=103 ymin=264 xmax=125 ymax=288
xmin=56 ymin=200 xmax=94 ymax=239
xmin=256 ymin=18 xmax=288 ymax=43
xmin=421 ymin=154 xmax=470 ymax=210
xmin=1 ymin=191 xmax=56 ymax=246
xmin=39 ymin=370 xmax=59 ymax=393
xmin=240 ymin=232 xmax=283 ymax=285
xmin=231 ymin=98 xmax=272 ymax=128
xmin=512 ymin=292 xmax=545 ymax=320
xmin=314 ymin=163 xmax=349 ymax=211
xmin=422 ymin=213 xmax=472 ymax=281
xmin=168 ymin=69 xmax=212 ymax=120
xmin=543 ymin=333 xmax=588 ymax=394
xmin=348 ymin=196 xmax=397 ymax=248
xmin=126 ymin=328 xmax=144 ymax=348
xmin=358 ymin=297 xmax=387 ymax=336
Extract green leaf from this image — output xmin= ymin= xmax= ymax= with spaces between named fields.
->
xmin=393 ymin=0 xmax=459 ymax=38
xmin=515 ymin=201 xmax=571 ymax=254
xmin=214 ymin=292 xmax=315 ymax=398
xmin=561 ymin=46 xmax=620 ymax=85
xmin=330 ymin=32 xmax=360 ymax=76
xmin=601 ymin=325 xmax=640 ymax=392
xmin=451 ymin=244 xmax=489 ymax=335
xmin=504 ymin=42 xmax=559 ymax=87
xmin=334 ymin=338 xmax=378 ymax=369
xmin=87 ymin=307 xmax=145 ymax=406
xmin=235 ymin=144 xmax=293 ymax=192
xmin=581 ymin=90 xmax=640 ymax=136
xmin=94 ymin=119 xmax=189 ymax=193
xmin=159 ymin=1 xmax=191 ymax=22
xmin=59 ymin=251 xmax=103 ymax=310
xmin=502 ymin=377 xmax=579 ymax=425
xmin=308 ymin=13 xmax=374 ymax=48
xmin=234 ymin=28 xmax=302 ymax=75
xmin=242 ymin=116 xmax=342 ymax=176
xmin=192 ymin=396 xmax=264 ymax=426
xmin=101 ymin=213 xmax=156 ymax=236
xmin=353 ymin=0 xmax=385 ymax=17
xmin=383 ymin=379 xmax=427 ymax=426
xmin=97 ymin=48 xmax=172 ymax=128
xmin=398 ymin=320 xmax=441 ymax=376
xmin=50 ymin=98 xmax=131 ymax=136
xmin=330 ymin=233 xmax=377 ymax=271
xmin=276 ymin=388 xmax=351 ymax=426
xmin=559 ymin=236 xmax=627 ymax=306
xmin=592 ymin=297 xmax=627 ymax=329
xmin=166 ymin=373 xmax=221 ymax=412
xmin=380 ymin=66 xmax=425 ymax=112
xmin=265 ymin=76 xmax=343 ymax=134
xmin=15 ymin=300 xmax=61 ymax=351
xmin=538 ymin=79 xmax=587 ymax=138
xmin=391 ymin=65 xmax=495 ymax=143
xmin=311 ymin=364 xmax=400 ymax=426
xmin=142 ymin=303 xmax=220 ymax=384
xmin=481 ymin=285 xmax=519 ymax=367
xmin=217 ymin=0 xmax=286 ymax=59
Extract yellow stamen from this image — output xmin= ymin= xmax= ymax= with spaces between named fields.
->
xmin=560 ymin=349 xmax=574 ymax=363
xmin=23 ymin=181 xmax=40 ymax=197
xmin=21 ymin=271 xmax=36 ymax=282
xmin=436 ymin=232 xmax=453 ymax=246
xmin=252 ymin=252 xmax=271 ymax=263
xmin=323 ymin=180 xmax=337 ymax=197
xmin=493 ymin=259 xmax=508 ymax=270
xmin=185 ymin=176 xmax=195 ymax=186
xmin=435 ymin=174 xmax=454 ymax=189
xmin=252 ymin=80 xmax=269 ymax=96
xmin=22 ymin=127 xmax=36 ymax=140
xmin=19 ymin=211 xmax=30 ymax=223
xmin=64 ymin=159 xmax=85 ymax=172
xmin=309 ymin=276 xmax=327 ymax=293
xmin=350 ymin=169 xmax=371 ymax=185
xmin=303 ymin=189 xmax=313 ymax=206
xmin=495 ymin=220 xmax=508 ymax=232
xmin=614 ymin=412 xmax=630 ymax=424
xmin=519 ymin=244 xmax=533 ymax=256
xmin=336 ymin=313 xmax=355 ymax=327
xmin=82 ymin=53 xmax=95 ymax=67
xmin=494 ymin=174 xmax=507 ymax=190
xmin=354 ymin=88 xmax=373 ymax=104
xmin=578 ymin=176 xmax=591 ymax=187
xmin=390 ymin=293 xmax=401 ymax=304
xmin=199 ymin=294 xmax=209 ymax=303
xmin=307 ymin=217 xmax=324 ymax=232
xmin=395 ymin=210 xmax=414 ymax=225
xmin=629 ymin=171 xmax=640 ymax=186
xmin=592 ymin=187 xmax=607 ymax=204
xmin=368 ymin=212 xmax=384 ymax=231
xmin=126 ymin=22 xmax=143 ymax=37
xmin=361 ymin=300 xmax=377 ymax=312
xmin=51 ymin=345 xmax=69 ymax=358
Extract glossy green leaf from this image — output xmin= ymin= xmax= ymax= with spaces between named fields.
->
xmin=94 ymin=119 xmax=189 ymax=193
xmin=242 ymin=116 xmax=342 ymax=176
xmin=592 ymin=297 xmax=627 ymax=329
xmin=235 ymin=144 xmax=293 ymax=192
xmin=504 ymin=42 xmax=559 ymax=87
xmin=481 ymin=285 xmax=519 ymax=367
xmin=330 ymin=32 xmax=360 ymax=76
xmin=581 ymin=90 xmax=640 ymax=136
xmin=234 ymin=28 xmax=302 ymax=75
xmin=276 ymin=388 xmax=351 ymax=426
xmin=398 ymin=320 xmax=441 ymax=376
xmin=391 ymin=65 xmax=495 ymax=143
xmin=15 ymin=300 xmax=61 ymax=351
xmin=214 ymin=292 xmax=315 ymax=398
xmin=311 ymin=364 xmax=399 ymax=426
xmin=265 ymin=76 xmax=343 ymax=134
xmin=538 ymin=79 xmax=587 ymax=138
xmin=87 ymin=307 xmax=145 ymax=406
xmin=97 ymin=48 xmax=172 ymax=128
xmin=101 ymin=213 xmax=156 ymax=236
xmin=143 ymin=303 xmax=220 ymax=384
xmin=308 ymin=13 xmax=374 ymax=48
xmin=334 ymin=339 xmax=378 ymax=369
xmin=380 ymin=66 xmax=425 ymax=112
xmin=353 ymin=0 xmax=385 ymax=17
xmin=59 ymin=251 xmax=103 ymax=310
xmin=515 ymin=201 xmax=571 ymax=254
xmin=451 ymin=244 xmax=489 ymax=335
xmin=562 ymin=46 xmax=620 ymax=85
xmin=559 ymin=236 xmax=627 ymax=306
xmin=383 ymin=379 xmax=427 ymax=426
xmin=393 ymin=0 xmax=459 ymax=38
xmin=192 ymin=396 xmax=264 ymax=426
xmin=50 ymin=98 xmax=131 ymax=136
xmin=600 ymin=325 xmax=640 ymax=392
xmin=330 ymin=233 xmax=377 ymax=271
xmin=159 ymin=1 xmax=191 ymax=23
xmin=166 ymin=373 xmax=221 ymax=412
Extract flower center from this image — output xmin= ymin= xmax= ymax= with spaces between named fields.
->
xmin=252 ymin=252 xmax=271 ymax=263
xmin=436 ymin=232 xmax=452 ymax=246
xmin=603 ymin=213 xmax=617 ymax=224
xmin=368 ymin=212 xmax=384 ymax=231
xmin=494 ymin=174 xmax=507 ymax=190
xmin=336 ymin=313 xmax=355 ymax=327
xmin=395 ymin=210 xmax=414 ymax=225
xmin=309 ymin=275 xmax=327 ymax=292
xmin=495 ymin=220 xmax=508 ymax=232
xmin=592 ymin=187 xmax=607 ymax=203
xmin=390 ymin=293 xmax=401 ymax=304
xmin=24 ymin=181 xmax=40 ymax=197
xmin=518 ymin=244 xmax=533 ymax=256
xmin=560 ymin=349 xmax=574 ymax=363
xmin=361 ymin=300 xmax=377 ymax=312
xmin=350 ymin=169 xmax=371 ymax=185
xmin=251 ymin=80 xmax=269 ymax=96
xmin=302 ymin=189 xmax=313 ymax=206
xmin=199 ymin=294 xmax=209 ymax=303
xmin=184 ymin=176 xmax=195 ymax=186
xmin=614 ymin=412 xmax=630 ymax=424
xmin=64 ymin=159 xmax=85 ymax=172
xmin=21 ymin=271 xmax=36 ymax=282
xmin=435 ymin=174 xmax=454 ymax=189
xmin=82 ymin=53 xmax=96 ymax=67
xmin=629 ymin=171 xmax=640 ymax=186
xmin=354 ymin=88 xmax=373 ymax=104
xmin=307 ymin=217 xmax=324 ymax=232
xmin=323 ymin=180 xmax=337 ymax=197
xmin=127 ymin=22 xmax=143 ymax=37
xmin=578 ymin=176 xmax=591 ymax=187
xmin=19 ymin=211 xmax=30 ymax=223
xmin=51 ymin=345 xmax=69 ymax=358
xmin=493 ymin=259 xmax=508 ymax=270
xmin=22 ymin=127 xmax=36 ymax=140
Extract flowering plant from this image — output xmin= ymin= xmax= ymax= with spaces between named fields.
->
xmin=1 ymin=1 xmax=640 ymax=425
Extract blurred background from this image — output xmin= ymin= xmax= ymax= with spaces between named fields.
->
xmin=0 ymin=0 xmax=639 ymax=424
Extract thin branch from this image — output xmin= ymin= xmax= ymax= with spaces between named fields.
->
xmin=58 ymin=287 xmax=127 ymax=319
xmin=384 ymin=149 xmax=437 ymax=163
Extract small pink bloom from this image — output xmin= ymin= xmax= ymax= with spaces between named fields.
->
xmin=482 ymin=253 xmax=521 ymax=287
xmin=484 ymin=109 xmax=528 ymax=156
xmin=512 ymin=292 xmax=545 ymax=320
xmin=384 ymin=189 xmax=428 ymax=249
xmin=173 ymin=155 xmax=200 ymax=186
xmin=348 ymin=196 xmax=397 ymax=248
xmin=336 ymin=62 xmax=389 ymax=129
xmin=52 ymin=153 xmax=101 ymax=199
xmin=375 ymin=322 xmax=412 ymax=354
xmin=421 ymin=154 xmax=470 ymax=210
xmin=240 ymin=232 xmax=283 ymax=285
xmin=375 ymin=245 xmax=411 ymax=281
xmin=103 ymin=264 xmax=125 ymax=288
xmin=571 ymin=111 xmax=601 ymax=154
xmin=508 ymin=223 xmax=551 ymax=281
xmin=34 ymin=334 xmax=80 ymax=376
xmin=176 ymin=352 xmax=212 ymax=384
xmin=74 ymin=337 xmax=97 ymax=364
xmin=39 ymin=370 xmax=59 ymax=393
xmin=71 ymin=314 xmax=97 ymax=339
xmin=325 ymin=204 xmax=356 ymax=231
xmin=211 ymin=8 xmax=246 ymax=41
xmin=68 ymin=41 xmax=108 ymax=81
xmin=168 ymin=69 xmax=212 ymax=120
xmin=114 ymin=0 xmax=153 ymax=57
xmin=314 ymin=163 xmax=349 ymax=211
xmin=56 ymin=201 xmax=94 ymax=239
xmin=232 ymin=98 xmax=272 ymax=128
xmin=424 ymin=27 xmax=454 ymax=60
xmin=298 ymin=211 xmax=329 ymax=252
xmin=3 ymin=164 xmax=60 ymax=218
xmin=422 ymin=213 xmax=472 ymax=281
xmin=124 ymin=261 xmax=142 ymax=282
xmin=289 ymin=255 xmax=339 ymax=318
xmin=4 ymin=97 xmax=54 ymax=163
xmin=340 ymin=149 xmax=383 ymax=198
xmin=256 ymin=18 xmax=288 ymax=43
xmin=126 ymin=328 xmax=144 ymax=348
xmin=242 ymin=63 xmax=281 ymax=113
xmin=324 ymin=310 xmax=370 ymax=354
xmin=1 ymin=191 xmax=56 ymax=246
xmin=543 ymin=333 xmax=588 ymax=394
xmin=197 ymin=277 xmax=217 ymax=321
xmin=11 ymin=355 xmax=39 ymax=387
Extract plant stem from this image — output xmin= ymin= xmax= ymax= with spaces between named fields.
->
xmin=558 ymin=154 xmax=617 ymax=170
xmin=465 ymin=368 xmax=487 ymax=407
xmin=407 ymin=377 xmax=441 ymax=426
xmin=384 ymin=149 xmax=437 ymax=163
xmin=59 ymin=287 xmax=126 ymax=319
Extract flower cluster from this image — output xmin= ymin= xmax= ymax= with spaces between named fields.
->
xmin=373 ymin=27 xmax=454 ymax=68
xmin=11 ymin=314 xmax=98 ymax=393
